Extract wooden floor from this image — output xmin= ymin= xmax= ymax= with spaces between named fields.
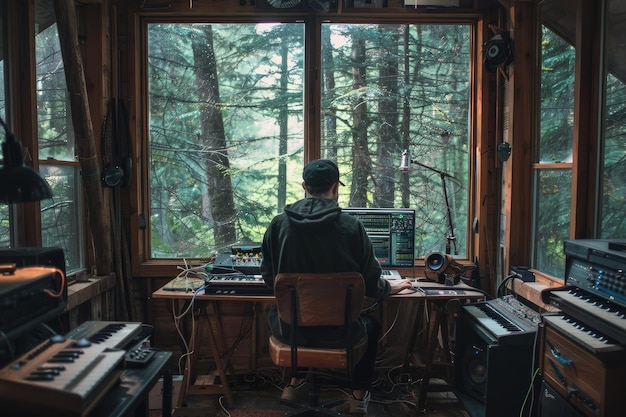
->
xmin=153 ymin=314 xmax=474 ymax=417
xmin=155 ymin=366 xmax=472 ymax=417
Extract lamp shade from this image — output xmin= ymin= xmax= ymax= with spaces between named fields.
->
xmin=0 ymin=118 xmax=53 ymax=204
xmin=0 ymin=164 xmax=53 ymax=203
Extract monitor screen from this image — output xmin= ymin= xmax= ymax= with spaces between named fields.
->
xmin=342 ymin=207 xmax=415 ymax=267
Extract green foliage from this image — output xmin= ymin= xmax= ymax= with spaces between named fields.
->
xmin=534 ymin=26 xmax=576 ymax=275
xmin=321 ymin=23 xmax=470 ymax=256
xmin=539 ymin=27 xmax=575 ymax=164
xmin=146 ymin=21 xmax=471 ymax=259
xmin=601 ymin=73 xmax=626 ymax=238
xmin=148 ymin=23 xmax=305 ymax=257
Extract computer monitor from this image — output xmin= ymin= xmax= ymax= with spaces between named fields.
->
xmin=342 ymin=207 xmax=415 ymax=267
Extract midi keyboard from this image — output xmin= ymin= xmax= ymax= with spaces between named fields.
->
xmin=204 ymin=274 xmax=273 ymax=295
xmin=0 ymin=321 xmax=143 ymax=416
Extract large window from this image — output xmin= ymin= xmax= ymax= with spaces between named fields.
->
xmin=0 ymin=0 xmax=83 ymax=273
xmin=532 ymin=25 xmax=575 ymax=277
xmin=320 ymin=23 xmax=470 ymax=257
xmin=534 ymin=0 xmax=626 ymax=279
xmin=599 ymin=0 xmax=626 ymax=239
xmin=147 ymin=23 xmax=306 ymax=258
xmin=145 ymin=20 xmax=472 ymax=260
xmin=35 ymin=1 xmax=83 ymax=272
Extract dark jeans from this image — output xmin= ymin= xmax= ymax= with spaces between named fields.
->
xmin=268 ymin=305 xmax=381 ymax=391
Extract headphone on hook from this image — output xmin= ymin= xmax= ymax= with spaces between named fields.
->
xmin=101 ymin=98 xmax=132 ymax=188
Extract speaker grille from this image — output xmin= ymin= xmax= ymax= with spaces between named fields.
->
xmin=453 ymin=308 xmax=536 ymax=417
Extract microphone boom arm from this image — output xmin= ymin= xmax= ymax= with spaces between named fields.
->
xmin=405 ymin=154 xmax=458 ymax=256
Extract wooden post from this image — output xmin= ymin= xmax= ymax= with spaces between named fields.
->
xmin=53 ymin=0 xmax=113 ymax=277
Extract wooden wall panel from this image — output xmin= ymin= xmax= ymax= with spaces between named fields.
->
xmin=501 ymin=0 xmax=537 ymax=272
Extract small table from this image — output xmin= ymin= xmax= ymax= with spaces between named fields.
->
xmin=391 ymin=280 xmax=485 ymax=411
xmin=152 ymin=287 xmax=273 ymax=409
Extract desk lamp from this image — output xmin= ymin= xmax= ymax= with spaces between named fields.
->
xmin=0 ymin=116 xmax=53 ymax=204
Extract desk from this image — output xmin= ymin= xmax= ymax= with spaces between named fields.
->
xmin=152 ymin=280 xmax=483 ymax=413
xmin=152 ymin=289 xmax=273 ymax=409
xmin=396 ymin=281 xmax=484 ymax=411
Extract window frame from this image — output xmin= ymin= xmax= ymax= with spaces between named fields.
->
xmin=4 ymin=0 xmax=45 ymax=247
xmin=526 ymin=0 xmax=605 ymax=285
xmin=132 ymin=11 xmax=484 ymax=277
xmin=0 ymin=0 xmax=92 ymax=277
xmin=530 ymin=21 xmax=577 ymax=279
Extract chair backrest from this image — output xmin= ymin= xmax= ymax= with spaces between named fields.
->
xmin=274 ymin=272 xmax=365 ymax=328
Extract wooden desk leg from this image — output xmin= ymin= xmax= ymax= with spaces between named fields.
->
xmin=417 ymin=302 xmax=446 ymax=411
xmin=403 ymin=299 xmax=425 ymax=373
xmin=173 ymin=300 xmax=194 ymax=408
xmin=179 ymin=301 xmax=234 ymax=409
xmin=208 ymin=301 xmax=237 ymax=377
xmin=439 ymin=316 xmax=453 ymax=382
xmin=197 ymin=305 xmax=235 ymax=408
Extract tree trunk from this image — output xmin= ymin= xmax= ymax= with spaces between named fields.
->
xmin=191 ymin=25 xmax=237 ymax=248
xmin=278 ymin=43 xmax=289 ymax=211
xmin=375 ymin=25 xmax=400 ymax=208
xmin=322 ymin=26 xmax=338 ymax=161
xmin=54 ymin=0 xmax=112 ymax=275
xmin=400 ymin=25 xmax=412 ymax=208
xmin=350 ymin=36 xmax=370 ymax=207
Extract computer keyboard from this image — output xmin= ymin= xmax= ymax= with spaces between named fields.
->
xmin=381 ymin=269 xmax=401 ymax=279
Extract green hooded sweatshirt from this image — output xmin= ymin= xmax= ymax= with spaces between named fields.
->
xmin=260 ymin=197 xmax=390 ymax=347
xmin=260 ymin=197 xmax=389 ymax=299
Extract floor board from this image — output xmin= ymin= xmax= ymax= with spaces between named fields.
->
xmin=152 ymin=367 xmax=471 ymax=417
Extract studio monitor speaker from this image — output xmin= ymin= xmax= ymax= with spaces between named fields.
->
xmin=453 ymin=310 xmax=536 ymax=417
xmin=483 ymin=33 xmax=513 ymax=73
xmin=424 ymin=252 xmax=464 ymax=284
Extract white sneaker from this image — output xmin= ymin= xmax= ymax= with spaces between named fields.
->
xmin=280 ymin=381 xmax=309 ymax=403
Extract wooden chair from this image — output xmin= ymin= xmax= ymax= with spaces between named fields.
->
xmin=268 ymin=272 xmax=369 ymax=417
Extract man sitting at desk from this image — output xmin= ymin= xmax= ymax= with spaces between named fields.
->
xmin=260 ymin=159 xmax=411 ymax=414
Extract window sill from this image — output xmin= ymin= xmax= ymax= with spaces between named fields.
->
xmin=506 ymin=275 xmax=562 ymax=312
xmin=66 ymin=273 xmax=116 ymax=311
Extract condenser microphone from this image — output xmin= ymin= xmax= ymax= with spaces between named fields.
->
xmin=399 ymin=149 xmax=414 ymax=172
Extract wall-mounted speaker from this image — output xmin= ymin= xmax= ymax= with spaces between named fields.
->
xmin=453 ymin=309 xmax=537 ymax=417
xmin=483 ymin=33 xmax=513 ymax=73
xmin=101 ymin=98 xmax=132 ymax=188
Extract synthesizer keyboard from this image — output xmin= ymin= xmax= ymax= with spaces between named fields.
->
xmin=546 ymin=286 xmax=626 ymax=345
xmin=0 ymin=321 xmax=143 ymax=416
xmin=65 ymin=320 xmax=142 ymax=349
xmin=542 ymin=314 xmax=622 ymax=354
xmin=459 ymin=295 xmax=540 ymax=345
xmin=0 ymin=334 xmax=126 ymax=416
xmin=204 ymin=274 xmax=273 ymax=295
